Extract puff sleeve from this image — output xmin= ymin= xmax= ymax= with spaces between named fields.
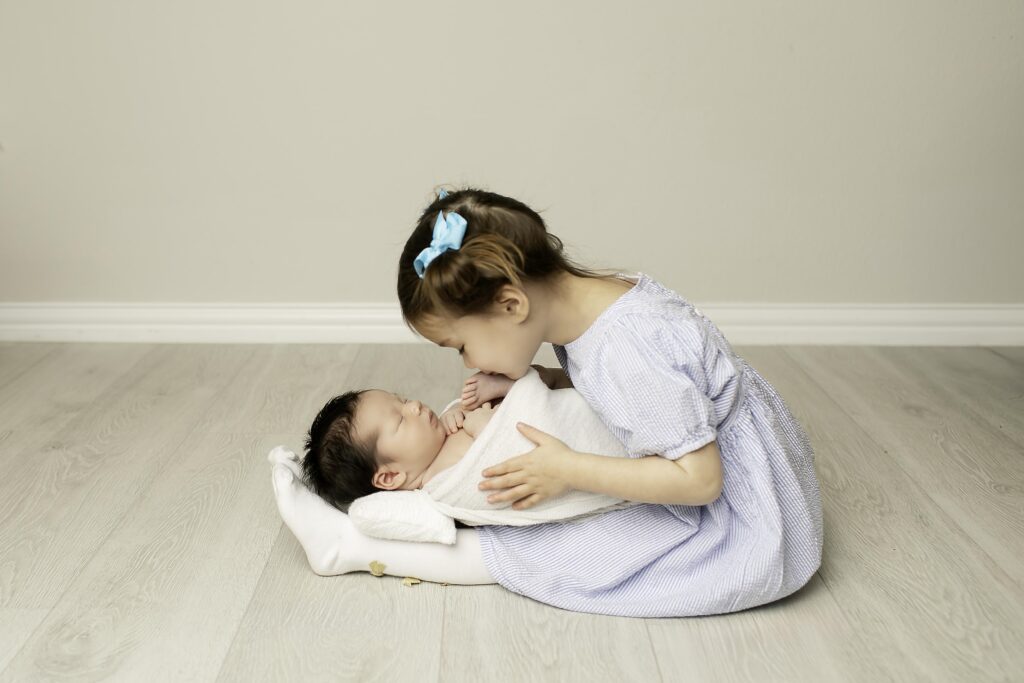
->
xmin=586 ymin=316 xmax=720 ymax=460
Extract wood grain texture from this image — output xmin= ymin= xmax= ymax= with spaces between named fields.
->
xmin=0 ymin=345 xmax=254 ymax=609
xmin=646 ymin=575 xmax=882 ymax=683
xmin=0 ymin=343 xmax=151 ymax=439
xmin=0 ymin=343 xmax=1020 ymax=682
xmin=0 ymin=343 xmax=60 ymax=390
xmin=742 ymin=346 xmax=1024 ymax=681
xmin=1 ymin=432 xmax=281 ymax=681
xmin=782 ymin=346 xmax=1024 ymax=588
xmin=0 ymin=608 xmax=49 ymax=672
xmin=218 ymin=539 xmax=445 ymax=683
xmin=192 ymin=344 xmax=361 ymax=434
xmin=884 ymin=347 xmax=1024 ymax=448
xmin=440 ymin=583 xmax=661 ymax=682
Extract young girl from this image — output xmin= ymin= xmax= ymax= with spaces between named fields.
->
xmin=393 ymin=187 xmax=823 ymax=617
xmin=270 ymin=187 xmax=821 ymax=617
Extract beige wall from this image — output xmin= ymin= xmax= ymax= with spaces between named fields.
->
xmin=1 ymin=1 xmax=1022 ymax=305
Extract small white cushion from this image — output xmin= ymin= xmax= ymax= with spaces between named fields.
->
xmin=269 ymin=445 xmax=458 ymax=545
xmin=348 ymin=489 xmax=457 ymax=545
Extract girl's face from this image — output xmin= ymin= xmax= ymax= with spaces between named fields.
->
xmin=415 ymin=288 xmax=544 ymax=380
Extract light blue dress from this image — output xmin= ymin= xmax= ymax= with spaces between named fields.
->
xmin=476 ymin=273 xmax=823 ymax=617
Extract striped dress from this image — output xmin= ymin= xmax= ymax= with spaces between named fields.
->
xmin=476 ymin=273 xmax=823 ymax=617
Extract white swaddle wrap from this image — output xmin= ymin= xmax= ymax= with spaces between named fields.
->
xmin=421 ymin=368 xmax=632 ymax=525
xmin=346 ymin=368 xmax=634 ymax=543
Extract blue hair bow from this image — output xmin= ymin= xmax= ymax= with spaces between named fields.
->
xmin=414 ymin=209 xmax=467 ymax=278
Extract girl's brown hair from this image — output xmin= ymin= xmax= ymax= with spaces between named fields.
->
xmin=397 ymin=188 xmax=604 ymax=326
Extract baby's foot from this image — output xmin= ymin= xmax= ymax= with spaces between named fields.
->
xmin=271 ymin=464 xmax=366 ymax=576
xmin=461 ymin=372 xmax=515 ymax=410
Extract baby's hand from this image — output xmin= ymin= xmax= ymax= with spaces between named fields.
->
xmin=440 ymin=406 xmax=466 ymax=435
xmin=462 ymin=402 xmax=496 ymax=438
xmin=462 ymin=372 xmax=515 ymax=410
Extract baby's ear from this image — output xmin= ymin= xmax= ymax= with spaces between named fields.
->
xmin=373 ymin=466 xmax=406 ymax=491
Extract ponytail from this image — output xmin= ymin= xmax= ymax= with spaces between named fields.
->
xmin=397 ymin=188 xmax=601 ymax=325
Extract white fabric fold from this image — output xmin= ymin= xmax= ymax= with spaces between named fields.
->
xmin=420 ymin=368 xmax=633 ymax=526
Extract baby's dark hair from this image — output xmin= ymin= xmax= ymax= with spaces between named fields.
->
xmin=397 ymin=187 xmax=605 ymax=326
xmin=303 ymin=390 xmax=378 ymax=511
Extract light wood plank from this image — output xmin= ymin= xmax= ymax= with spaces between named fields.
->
xmin=0 ymin=343 xmax=151 ymax=437
xmin=0 ymin=345 xmax=255 ymax=609
xmin=989 ymin=347 xmax=1024 ymax=365
xmin=192 ymin=344 xmax=361 ymax=434
xmin=2 ymin=343 xmax=1020 ymax=682
xmin=440 ymin=583 xmax=661 ymax=683
xmin=0 ymin=343 xmax=60 ymax=390
xmin=646 ymin=575 xmax=884 ymax=683
xmin=1 ymin=432 xmax=282 ymax=680
xmin=217 ymin=538 xmax=445 ymax=682
xmin=0 ymin=608 xmax=49 ymax=671
xmin=880 ymin=347 xmax=1024 ymax=448
xmin=740 ymin=346 xmax=1023 ymax=680
xmin=784 ymin=346 xmax=1024 ymax=588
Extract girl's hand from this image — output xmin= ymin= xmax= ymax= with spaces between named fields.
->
xmin=479 ymin=423 xmax=575 ymax=509
xmin=439 ymin=406 xmax=466 ymax=435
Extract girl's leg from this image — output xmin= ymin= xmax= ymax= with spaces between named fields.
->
xmin=271 ymin=463 xmax=495 ymax=585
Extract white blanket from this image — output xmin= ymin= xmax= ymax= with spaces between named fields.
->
xmin=418 ymin=368 xmax=632 ymax=526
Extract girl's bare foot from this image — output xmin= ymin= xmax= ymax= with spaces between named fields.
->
xmin=461 ymin=372 xmax=515 ymax=410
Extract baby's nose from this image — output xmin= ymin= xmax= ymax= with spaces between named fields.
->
xmin=408 ymin=400 xmax=422 ymax=414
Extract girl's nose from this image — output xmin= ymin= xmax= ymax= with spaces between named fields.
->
xmin=407 ymin=399 xmax=422 ymax=415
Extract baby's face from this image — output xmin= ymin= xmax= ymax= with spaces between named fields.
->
xmin=353 ymin=390 xmax=446 ymax=489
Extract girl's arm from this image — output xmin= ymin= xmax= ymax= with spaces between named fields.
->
xmin=480 ymin=424 xmax=723 ymax=508
xmin=559 ymin=441 xmax=723 ymax=506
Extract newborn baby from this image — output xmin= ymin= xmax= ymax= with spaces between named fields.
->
xmin=303 ymin=371 xmax=535 ymax=511
xmin=275 ymin=366 xmax=632 ymax=569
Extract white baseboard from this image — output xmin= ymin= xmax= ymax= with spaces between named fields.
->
xmin=0 ymin=302 xmax=1022 ymax=345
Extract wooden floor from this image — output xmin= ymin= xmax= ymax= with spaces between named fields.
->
xmin=0 ymin=342 xmax=1021 ymax=682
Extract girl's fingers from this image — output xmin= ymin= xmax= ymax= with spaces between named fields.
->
xmin=513 ymin=494 xmax=543 ymax=510
xmin=482 ymin=459 xmax=516 ymax=477
xmin=487 ymin=484 xmax=532 ymax=505
xmin=516 ymin=422 xmax=551 ymax=444
xmin=480 ymin=472 xmax=523 ymax=491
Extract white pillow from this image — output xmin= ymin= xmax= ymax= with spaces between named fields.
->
xmin=348 ymin=489 xmax=457 ymax=545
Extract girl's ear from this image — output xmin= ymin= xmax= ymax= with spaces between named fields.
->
xmin=373 ymin=466 xmax=407 ymax=491
xmin=494 ymin=285 xmax=530 ymax=323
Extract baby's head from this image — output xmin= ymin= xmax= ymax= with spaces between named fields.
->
xmin=303 ymin=389 xmax=446 ymax=510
